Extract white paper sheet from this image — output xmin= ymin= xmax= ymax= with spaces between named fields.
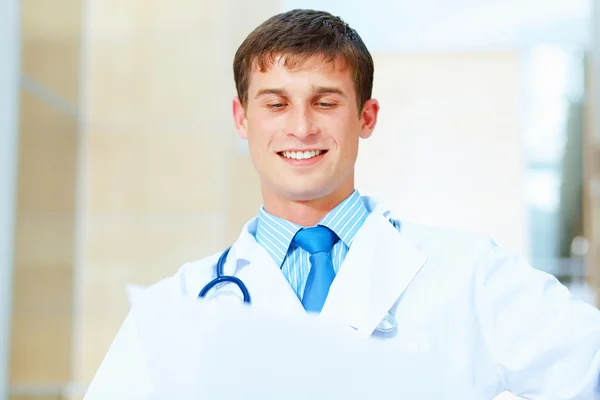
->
xmin=130 ymin=290 xmax=486 ymax=400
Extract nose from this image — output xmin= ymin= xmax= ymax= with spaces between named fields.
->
xmin=286 ymin=105 xmax=317 ymax=139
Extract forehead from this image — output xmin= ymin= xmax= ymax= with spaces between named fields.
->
xmin=247 ymin=54 xmax=354 ymax=93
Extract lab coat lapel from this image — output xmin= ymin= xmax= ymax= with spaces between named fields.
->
xmin=320 ymin=211 xmax=427 ymax=336
xmin=232 ymin=224 xmax=305 ymax=317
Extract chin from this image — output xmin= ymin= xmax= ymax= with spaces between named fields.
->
xmin=265 ymin=171 xmax=347 ymax=203
xmin=286 ymin=193 xmax=323 ymax=202
xmin=281 ymin=186 xmax=336 ymax=202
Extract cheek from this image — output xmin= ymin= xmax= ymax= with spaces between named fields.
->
xmin=246 ymin=116 xmax=276 ymax=152
xmin=328 ymin=118 xmax=360 ymax=148
xmin=246 ymin=114 xmax=266 ymax=137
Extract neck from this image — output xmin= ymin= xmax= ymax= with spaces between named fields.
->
xmin=262 ymin=185 xmax=354 ymax=227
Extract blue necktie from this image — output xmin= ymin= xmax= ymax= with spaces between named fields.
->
xmin=292 ymin=226 xmax=339 ymax=312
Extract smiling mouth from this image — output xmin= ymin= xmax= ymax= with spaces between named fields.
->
xmin=277 ymin=150 xmax=327 ymax=160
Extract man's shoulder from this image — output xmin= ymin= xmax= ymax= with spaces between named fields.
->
xmin=362 ymin=195 xmax=496 ymax=255
xmin=391 ymin=218 xmax=498 ymax=268
xmin=394 ymin=219 xmax=493 ymax=246
xmin=143 ymin=250 xmax=224 ymax=298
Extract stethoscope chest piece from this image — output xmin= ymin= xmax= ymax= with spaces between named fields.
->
xmin=376 ymin=312 xmax=396 ymax=332
xmin=373 ymin=312 xmax=398 ymax=338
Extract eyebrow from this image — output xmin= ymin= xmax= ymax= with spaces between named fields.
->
xmin=313 ymin=86 xmax=347 ymax=98
xmin=254 ymin=86 xmax=347 ymax=99
xmin=255 ymin=88 xmax=287 ymax=99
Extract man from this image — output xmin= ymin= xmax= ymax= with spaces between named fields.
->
xmin=85 ymin=9 xmax=600 ymax=399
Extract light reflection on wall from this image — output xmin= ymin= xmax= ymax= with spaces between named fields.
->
xmin=522 ymin=44 xmax=586 ymax=281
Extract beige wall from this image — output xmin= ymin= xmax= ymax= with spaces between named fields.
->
xmin=9 ymin=0 xmax=81 ymax=396
xmin=11 ymin=91 xmax=78 ymax=385
xmin=357 ymin=52 xmax=526 ymax=255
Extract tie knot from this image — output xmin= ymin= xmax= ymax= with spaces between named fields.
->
xmin=292 ymin=225 xmax=339 ymax=255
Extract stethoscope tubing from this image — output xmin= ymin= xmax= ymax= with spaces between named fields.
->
xmin=198 ymin=246 xmax=252 ymax=304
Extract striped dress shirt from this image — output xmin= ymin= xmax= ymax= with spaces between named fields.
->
xmin=255 ymin=190 xmax=370 ymax=300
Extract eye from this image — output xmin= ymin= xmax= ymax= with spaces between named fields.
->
xmin=266 ymin=103 xmax=285 ymax=109
xmin=316 ymin=102 xmax=336 ymax=109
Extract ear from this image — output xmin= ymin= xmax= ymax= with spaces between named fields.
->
xmin=359 ymin=98 xmax=380 ymax=139
xmin=232 ymin=96 xmax=248 ymax=139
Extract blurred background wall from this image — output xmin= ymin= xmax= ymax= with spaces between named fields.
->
xmin=357 ymin=52 xmax=525 ymax=254
xmin=1 ymin=0 xmax=21 ymax=398
xmin=1 ymin=0 xmax=599 ymax=399
xmin=10 ymin=0 xmax=81 ymax=393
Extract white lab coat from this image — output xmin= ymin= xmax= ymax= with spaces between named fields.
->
xmin=84 ymin=197 xmax=600 ymax=400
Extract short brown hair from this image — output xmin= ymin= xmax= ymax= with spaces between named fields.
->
xmin=233 ymin=9 xmax=374 ymax=112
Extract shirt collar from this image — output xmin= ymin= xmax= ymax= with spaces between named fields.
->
xmin=317 ymin=189 xmax=369 ymax=247
xmin=255 ymin=190 xmax=370 ymax=266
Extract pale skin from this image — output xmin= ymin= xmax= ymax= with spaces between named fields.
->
xmin=233 ymin=55 xmax=380 ymax=227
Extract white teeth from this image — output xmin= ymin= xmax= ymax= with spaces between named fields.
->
xmin=282 ymin=150 xmax=323 ymax=160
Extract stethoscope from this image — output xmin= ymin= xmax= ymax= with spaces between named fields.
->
xmin=197 ymin=246 xmax=252 ymax=304
xmin=196 ymin=244 xmax=398 ymax=337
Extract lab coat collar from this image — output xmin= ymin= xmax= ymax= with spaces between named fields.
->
xmin=226 ymin=217 xmax=307 ymax=316
xmin=232 ymin=194 xmax=387 ymax=264
xmin=319 ymin=200 xmax=428 ymax=336
xmin=228 ymin=196 xmax=428 ymax=335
